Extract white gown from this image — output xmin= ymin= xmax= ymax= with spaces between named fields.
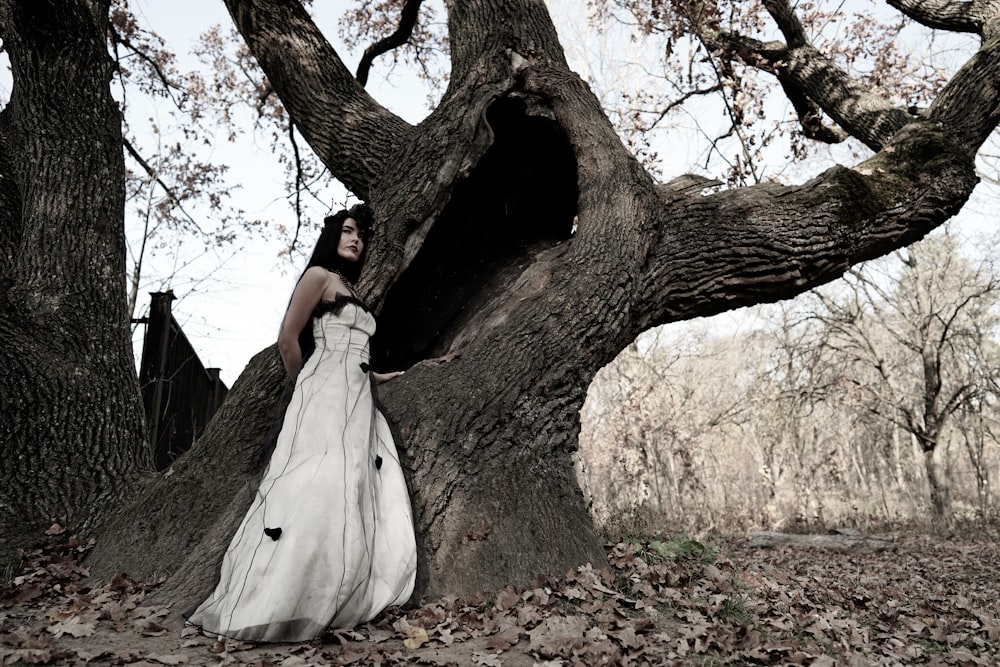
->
xmin=189 ymin=296 xmax=417 ymax=642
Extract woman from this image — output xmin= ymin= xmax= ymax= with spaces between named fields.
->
xmin=188 ymin=203 xmax=417 ymax=642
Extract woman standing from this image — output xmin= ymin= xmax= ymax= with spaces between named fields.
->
xmin=189 ymin=203 xmax=416 ymax=642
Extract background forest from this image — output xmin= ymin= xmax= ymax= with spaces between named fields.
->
xmin=579 ymin=226 xmax=1000 ymax=534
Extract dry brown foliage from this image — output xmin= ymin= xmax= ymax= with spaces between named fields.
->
xmin=3 ymin=530 xmax=999 ymax=665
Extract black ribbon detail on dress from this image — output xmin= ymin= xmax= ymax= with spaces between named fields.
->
xmin=264 ymin=527 xmax=282 ymax=541
xmin=313 ymin=292 xmax=373 ymax=318
xmin=360 ymin=362 xmax=370 ymax=373
xmin=375 ymin=455 xmax=383 ymax=470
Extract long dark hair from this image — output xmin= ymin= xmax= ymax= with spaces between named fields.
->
xmin=261 ymin=202 xmax=375 ymax=470
xmin=296 ymin=201 xmax=374 ymax=364
xmin=302 ymin=202 xmax=374 ymax=283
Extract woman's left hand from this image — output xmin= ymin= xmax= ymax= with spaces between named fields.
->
xmin=373 ymin=370 xmax=405 ymax=385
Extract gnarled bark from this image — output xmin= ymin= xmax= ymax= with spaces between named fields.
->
xmin=0 ymin=0 xmax=148 ymax=570
xmin=887 ymin=0 xmax=1000 ymax=36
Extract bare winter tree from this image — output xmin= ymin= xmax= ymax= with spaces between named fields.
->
xmin=806 ymin=229 xmax=1000 ymax=517
xmin=578 ymin=329 xmax=749 ymax=530
xmin=3 ymin=0 xmax=1000 ymax=611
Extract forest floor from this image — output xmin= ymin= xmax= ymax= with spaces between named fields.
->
xmin=2 ymin=527 xmax=999 ymax=666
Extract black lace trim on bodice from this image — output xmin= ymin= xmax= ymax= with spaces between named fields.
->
xmin=312 ymin=292 xmax=373 ymax=318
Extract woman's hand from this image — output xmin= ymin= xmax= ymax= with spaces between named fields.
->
xmin=373 ymin=370 xmax=405 ymax=385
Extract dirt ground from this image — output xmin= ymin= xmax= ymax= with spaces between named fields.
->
xmin=2 ymin=529 xmax=999 ymax=666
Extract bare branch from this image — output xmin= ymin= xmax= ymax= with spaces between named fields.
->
xmin=885 ymin=0 xmax=1000 ymax=36
xmin=122 ymin=137 xmax=205 ymax=235
xmin=356 ymin=0 xmax=425 ymax=86
xmin=288 ymin=122 xmax=304 ymax=253
xmin=940 ymin=382 xmax=976 ymax=421
xmin=106 ymin=18 xmax=185 ymax=107
xmin=222 ymin=0 xmax=411 ymax=200
xmin=641 ymin=85 xmax=724 ymax=132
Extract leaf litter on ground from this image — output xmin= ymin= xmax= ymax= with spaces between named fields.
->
xmin=1 ymin=529 xmax=999 ymax=665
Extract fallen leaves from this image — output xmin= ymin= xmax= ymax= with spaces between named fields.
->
xmin=2 ymin=530 xmax=1000 ymax=665
xmin=401 ymin=626 xmax=428 ymax=649
xmin=0 ymin=536 xmax=180 ymax=666
xmin=45 ymin=617 xmax=96 ymax=639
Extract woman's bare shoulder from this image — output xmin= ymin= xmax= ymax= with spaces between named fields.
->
xmin=300 ymin=266 xmax=330 ymax=283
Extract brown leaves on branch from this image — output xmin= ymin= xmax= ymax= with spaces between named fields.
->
xmin=585 ymin=0 xmax=965 ymax=183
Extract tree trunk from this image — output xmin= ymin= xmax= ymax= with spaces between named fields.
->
xmin=0 ymin=0 xmax=148 ymax=570
xmin=923 ymin=447 xmax=951 ymax=519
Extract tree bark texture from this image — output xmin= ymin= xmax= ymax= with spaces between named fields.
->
xmin=0 ymin=0 xmax=149 ymax=569
xmin=46 ymin=0 xmax=1000 ymax=602
xmin=923 ymin=446 xmax=951 ymax=519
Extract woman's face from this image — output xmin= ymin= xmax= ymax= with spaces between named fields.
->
xmin=337 ymin=217 xmax=364 ymax=263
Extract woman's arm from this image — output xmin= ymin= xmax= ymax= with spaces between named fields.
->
xmin=372 ymin=370 xmax=405 ymax=385
xmin=277 ymin=267 xmax=329 ymax=380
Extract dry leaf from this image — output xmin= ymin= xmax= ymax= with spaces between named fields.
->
xmin=403 ymin=626 xmax=429 ymax=649
xmin=15 ymin=585 xmax=44 ymax=602
xmin=136 ymin=620 xmax=168 ymax=637
xmin=493 ymin=587 xmax=520 ymax=611
xmin=527 ymin=616 xmax=589 ymax=658
xmin=46 ymin=617 xmax=96 ymax=638
xmin=484 ymin=627 xmax=520 ymax=651
xmin=470 ymin=651 xmax=503 ymax=666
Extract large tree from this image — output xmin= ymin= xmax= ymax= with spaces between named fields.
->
xmin=0 ymin=0 xmax=149 ymax=564
xmin=4 ymin=0 xmax=1000 ymax=613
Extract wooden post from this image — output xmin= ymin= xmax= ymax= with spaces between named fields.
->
xmin=138 ymin=291 xmax=175 ymax=468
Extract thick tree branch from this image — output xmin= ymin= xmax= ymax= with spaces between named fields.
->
xmin=635 ymin=121 xmax=978 ymax=332
xmin=763 ymin=0 xmax=808 ymax=48
xmin=886 ymin=0 xmax=1000 ymax=36
xmin=707 ymin=29 xmax=910 ymax=151
xmin=356 ymin=0 xmax=424 ymax=86
xmin=776 ymin=76 xmax=849 ymax=145
xmin=222 ymin=0 xmax=411 ymax=200
xmin=761 ymin=0 xmax=847 ymax=144
xmin=927 ymin=31 xmax=1000 ymax=154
